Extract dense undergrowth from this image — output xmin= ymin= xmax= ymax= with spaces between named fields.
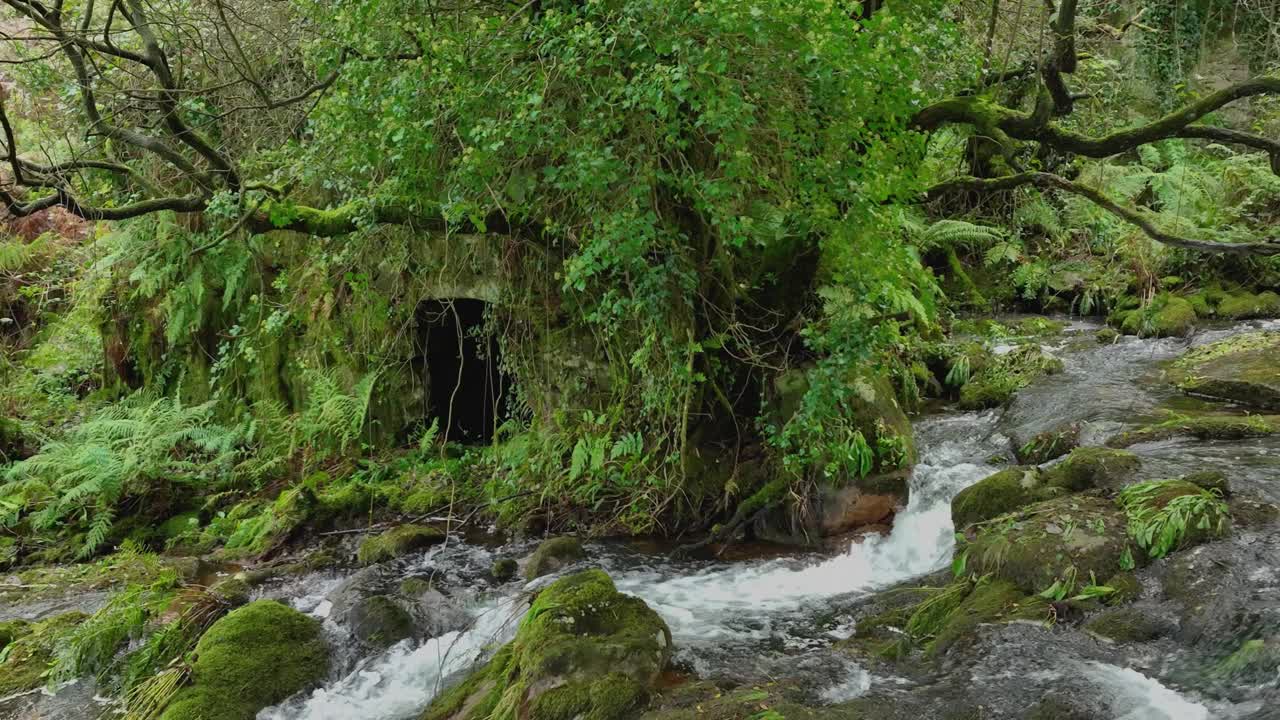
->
xmin=0 ymin=0 xmax=1278 ymax=571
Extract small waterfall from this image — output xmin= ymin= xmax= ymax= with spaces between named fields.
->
xmin=259 ymin=597 xmax=523 ymax=720
xmin=1081 ymin=663 xmax=1211 ymax=720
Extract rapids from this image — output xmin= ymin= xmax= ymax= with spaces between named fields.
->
xmin=255 ymin=319 xmax=1279 ymax=720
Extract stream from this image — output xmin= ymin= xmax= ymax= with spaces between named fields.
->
xmin=39 ymin=319 xmax=1269 ymax=720
xmin=250 ymin=318 xmax=1280 ymax=720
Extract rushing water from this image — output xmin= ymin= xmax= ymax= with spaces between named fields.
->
xmin=253 ymin=319 xmax=1280 ymax=720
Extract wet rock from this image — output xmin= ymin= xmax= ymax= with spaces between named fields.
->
xmin=1230 ymin=496 xmax=1280 ymax=528
xmin=1117 ymin=479 xmax=1230 ymax=561
xmin=0 ymin=612 xmax=87 ymax=697
xmin=422 ymin=569 xmax=671 ymax=720
xmin=958 ymin=344 xmax=1064 ymax=410
xmin=756 ymin=368 xmax=915 ymax=543
xmin=1101 ymin=571 xmax=1141 ymax=605
xmin=1083 ymin=606 xmax=1172 ymax=643
xmin=962 ymin=494 xmax=1134 ymax=595
xmin=347 ymin=594 xmax=414 ymax=648
xmin=1041 ymin=446 xmax=1141 ymax=492
xmin=490 ymin=558 xmax=517 ymax=582
xmin=1157 ymin=535 xmax=1280 ymax=650
xmin=1014 ymin=424 xmax=1081 ymax=465
xmin=524 ymin=536 xmax=586 ymax=580
xmin=158 ymin=600 xmax=329 ymax=720
xmin=929 ymin=580 xmax=1046 ymax=657
xmin=1026 ymin=695 xmax=1108 ymax=720
xmin=1106 ymin=414 xmax=1279 ymax=448
xmin=209 ymin=578 xmax=252 ymax=607
xmin=1170 ymin=331 xmax=1280 ymax=411
xmin=356 ymin=524 xmax=444 ymax=565
xmin=950 ymin=466 xmax=1062 ymax=530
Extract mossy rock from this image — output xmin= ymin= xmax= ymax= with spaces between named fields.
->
xmin=1212 ymin=638 xmax=1280 ymax=685
xmin=1170 ymin=331 xmax=1280 ymax=411
xmin=0 ymin=612 xmax=87 ymax=696
xmin=422 ymin=569 xmax=671 ymax=720
xmin=1101 ymin=572 xmax=1141 ymax=606
xmin=357 ymin=524 xmax=445 ymax=565
xmin=158 ymin=600 xmax=329 ymax=720
xmin=1025 ymin=695 xmax=1105 ymax=720
xmin=1107 ymin=413 xmax=1279 ymax=448
xmin=961 ymin=494 xmax=1134 ymax=596
xmin=347 ymin=594 xmax=415 ymax=648
xmin=1216 ymin=291 xmax=1280 ymax=320
xmin=1015 ymin=424 xmax=1081 ymax=465
xmin=491 ymin=558 xmax=518 ymax=582
xmin=209 ymin=578 xmax=252 ymax=607
xmin=0 ymin=619 xmax=31 ymax=651
xmin=1112 ymin=294 xmax=1197 ymax=338
xmin=1117 ymin=479 xmax=1230 ymax=561
xmin=1041 ymin=447 xmax=1141 ymax=492
xmin=1095 ymin=327 xmax=1120 ymax=344
xmin=950 ymin=466 xmax=1062 ymax=531
xmin=929 ymin=580 xmax=1045 ymax=656
xmin=958 ymin=345 xmax=1063 ymax=410
xmin=524 ymin=536 xmax=587 ymax=580
xmin=1083 ymin=607 xmax=1171 ymax=643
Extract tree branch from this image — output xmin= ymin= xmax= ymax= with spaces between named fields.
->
xmin=924 ymin=172 xmax=1280 ymax=256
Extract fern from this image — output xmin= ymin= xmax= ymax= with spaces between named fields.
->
xmin=1 ymin=395 xmax=247 ymax=556
xmin=297 ymin=368 xmax=379 ymax=460
xmin=914 ymin=219 xmax=1005 ymax=251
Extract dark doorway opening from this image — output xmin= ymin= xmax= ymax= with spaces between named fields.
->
xmin=415 ymin=299 xmax=511 ymax=444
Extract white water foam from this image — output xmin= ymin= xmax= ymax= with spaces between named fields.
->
xmin=1082 ymin=662 xmax=1210 ymax=720
xmin=259 ymin=597 xmax=523 ymax=720
xmin=611 ymin=411 xmax=1005 ymax=648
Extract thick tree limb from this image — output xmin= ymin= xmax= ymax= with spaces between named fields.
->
xmin=925 ymin=172 xmax=1280 ymax=256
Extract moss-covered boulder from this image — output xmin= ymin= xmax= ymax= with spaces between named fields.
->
xmin=356 ymin=524 xmax=445 ymax=565
xmin=1014 ymin=424 xmax=1080 ymax=465
xmin=1216 ymin=290 xmax=1280 ymax=320
xmin=928 ymin=579 xmax=1045 ymax=656
xmin=958 ymin=344 xmax=1064 ymax=410
xmin=348 ymin=594 xmax=415 ymax=648
xmin=1040 ymin=447 xmax=1141 ymax=492
xmin=422 ymin=569 xmax=671 ymax=720
xmin=491 ymin=558 xmax=518 ymax=582
xmin=1106 ymin=413 xmax=1279 ymax=448
xmin=756 ymin=368 xmax=915 ymax=544
xmin=0 ymin=613 xmax=86 ymax=696
xmin=1170 ymin=331 xmax=1280 ymax=411
xmin=950 ymin=466 xmax=1062 ymax=530
xmin=1110 ymin=294 xmax=1197 ymax=338
xmin=524 ymin=536 xmax=587 ymax=580
xmin=1102 ymin=572 xmax=1142 ymax=606
xmin=1083 ymin=607 xmax=1172 ymax=643
xmin=961 ymin=494 xmax=1134 ymax=596
xmin=1117 ymin=479 xmax=1230 ymax=561
xmin=159 ymin=600 xmax=329 ymax=720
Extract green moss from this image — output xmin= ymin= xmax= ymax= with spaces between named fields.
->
xmin=1171 ymin=332 xmax=1280 ymax=411
xmin=950 ymin=466 xmax=1061 ymax=530
xmin=1107 ymin=413 xmax=1278 ymax=448
xmin=1041 ymin=447 xmax=1141 ymax=492
xmin=0 ymin=612 xmax=87 ymax=696
xmin=209 ymin=578 xmax=252 ymax=607
xmin=0 ymin=619 xmax=31 ymax=651
xmin=357 ymin=524 xmax=445 ymax=565
xmin=1102 ymin=572 xmax=1141 ymax=605
xmin=1096 ymin=327 xmax=1120 ymax=344
xmin=1110 ymin=294 xmax=1198 ymax=338
xmin=1083 ymin=607 xmax=1168 ymax=643
xmin=1015 ymin=425 xmax=1080 ymax=465
xmin=491 ymin=558 xmax=518 ymax=582
xmin=1212 ymin=639 xmax=1278 ymax=683
xmin=963 ymin=494 xmax=1133 ymax=595
xmin=958 ymin=345 xmax=1064 ymax=410
xmin=524 ymin=536 xmax=587 ymax=580
xmin=158 ymin=600 xmax=328 ymax=720
xmin=420 ymin=570 xmax=670 ymax=720
xmin=348 ymin=595 xmax=415 ymax=648
xmin=929 ymin=579 xmax=1042 ymax=656
xmin=1216 ymin=291 xmax=1280 ymax=320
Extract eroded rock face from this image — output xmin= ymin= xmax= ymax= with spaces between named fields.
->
xmin=1171 ymin=331 xmax=1280 ymax=411
xmin=158 ymin=600 xmax=329 ymax=720
xmin=422 ymin=569 xmax=671 ymax=720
